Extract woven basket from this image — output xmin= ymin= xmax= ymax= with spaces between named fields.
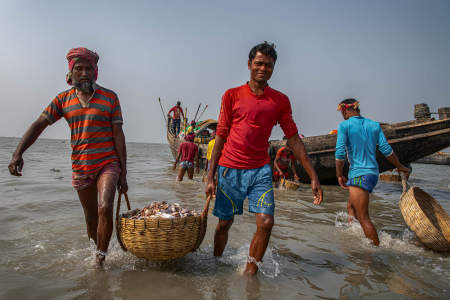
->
xmin=380 ymin=173 xmax=402 ymax=182
xmin=115 ymin=193 xmax=211 ymax=261
xmin=399 ymin=176 xmax=450 ymax=252
xmin=281 ymin=178 xmax=300 ymax=190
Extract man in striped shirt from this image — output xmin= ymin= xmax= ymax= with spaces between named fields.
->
xmin=8 ymin=48 xmax=127 ymax=267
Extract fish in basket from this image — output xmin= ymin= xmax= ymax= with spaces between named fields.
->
xmin=399 ymin=174 xmax=450 ymax=252
xmin=115 ymin=193 xmax=211 ymax=261
xmin=281 ymin=178 xmax=300 ymax=190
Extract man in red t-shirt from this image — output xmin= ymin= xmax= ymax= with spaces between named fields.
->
xmin=205 ymin=42 xmax=323 ymax=276
xmin=173 ymin=133 xmax=199 ymax=181
xmin=167 ymin=101 xmax=185 ymax=136
xmin=273 ymin=143 xmax=299 ymax=184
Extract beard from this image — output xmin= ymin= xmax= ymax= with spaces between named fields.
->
xmin=73 ymin=80 xmax=95 ymax=93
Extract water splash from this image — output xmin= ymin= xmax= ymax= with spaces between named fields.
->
xmin=219 ymin=244 xmax=281 ymax=278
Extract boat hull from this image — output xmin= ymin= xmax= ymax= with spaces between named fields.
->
xmin=167 ymin=117 xmax=450 ymax=184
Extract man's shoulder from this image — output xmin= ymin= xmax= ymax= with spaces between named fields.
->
xmin=224 ymin=84 xmax=246 ymax=97
xmin=55 ymin=88 xmax=75 ymax=100
xmin=267 ymin=86 xmax=289 ymax=101
xmin=96 ymin=85 xmax=118 ymax=99
xmin=361 ymin=117 xmax=381 ymax=128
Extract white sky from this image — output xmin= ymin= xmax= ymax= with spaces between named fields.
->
xmin=1 ymin=0 xmax=449 ymax=143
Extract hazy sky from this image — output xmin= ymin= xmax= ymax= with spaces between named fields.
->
xmin=1 ymin=0 xmax=449 ymax=143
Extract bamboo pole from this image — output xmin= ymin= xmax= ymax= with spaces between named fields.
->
xmin=158 ymin=97 xmax=167 ymax=123
xmin=193 ymin=103 xmax=201 ymax=122
xmin=197 ymin=104 xmax=208 ymax=121
xmin=184 ymin=106 xmax=188 ymax=136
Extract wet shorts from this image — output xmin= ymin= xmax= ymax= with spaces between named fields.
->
xmin=180 ymin=161 xmax=194 ymax=169
xmin=347 ymin=174 xmax=378 ymax=193
xmin=213 ymin=164 xmax=274 ymax=220
xmin=72 ymin=161 xmax=121 ymax=191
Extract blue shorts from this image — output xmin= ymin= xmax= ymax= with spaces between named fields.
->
xmin=347 ymin=175 xmax=378 ymax=193
xmin=213 ymin=164 xmax=274 ymax=220
xmin=180 ymin=161 xmax=193 ymax=169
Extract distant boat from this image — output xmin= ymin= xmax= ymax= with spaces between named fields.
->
xmin=166 ymin=104 xmax=450 ymax=184
xmin=415 ymin=152 xmax=450 ymax=165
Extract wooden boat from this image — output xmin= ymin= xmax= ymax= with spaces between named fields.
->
xmin=415 ymin=152 xmax=450 ymax=165
xmin=167 ymin=105 xmax=450 ymax=184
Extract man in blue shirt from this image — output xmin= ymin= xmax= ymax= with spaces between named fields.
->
xmin=335 ymin=98 xmax=409 ymax=246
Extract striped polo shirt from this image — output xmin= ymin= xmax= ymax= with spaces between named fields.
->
xmin=42 ymin=85 xmax=123 ymax=174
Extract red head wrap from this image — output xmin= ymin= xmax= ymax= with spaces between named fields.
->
xmin=337 ymin=101 xmax=359 ymax=112
xmin=66 ymin=47 xmax=99 ymax=85
xmin=185 ymin=133 xmax=195 ymax=142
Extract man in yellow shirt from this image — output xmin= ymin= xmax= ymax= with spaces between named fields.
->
xmin=205 ymin=130 xmax=216 ymax=171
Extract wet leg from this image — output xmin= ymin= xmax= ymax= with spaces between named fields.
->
xmin=214 ymin=218 xmax=234 ymax=257
xmin=349 ymin=186 xmax=379 ymax=246
xmin=347 ymin=199 xmax=356 ymax=223
xmin=96 ymin=172 xmax=119 ymax=265
xmin=245 ymin=213 xmax=274 ymax=276
xmin=177 ymin=167 xmax=186 ymax=181
xmin=77 ymin=185 xmax=99 ymax=244
xmin=187 ymin=167 xmax=194 ymax=179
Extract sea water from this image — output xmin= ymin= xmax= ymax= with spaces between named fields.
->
xmin=0 ymin=137 xmax=449 ymax=299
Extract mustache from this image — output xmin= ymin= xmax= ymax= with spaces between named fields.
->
xmin=73 ymin=80 xmax=95 ymax=93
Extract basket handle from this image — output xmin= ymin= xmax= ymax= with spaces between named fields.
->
xmin=115 ymin=192 xmax=132 ymax=252
xmin=400 ymin=173 xmax=409 ymax=198
xmin=202 ymin=194 xmax=212 ymax=217
xmin=192 ymin=195 xmax=212 ymax=252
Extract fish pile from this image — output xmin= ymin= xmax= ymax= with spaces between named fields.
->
xmin=122 ymin=202 xmax=198 ymax=219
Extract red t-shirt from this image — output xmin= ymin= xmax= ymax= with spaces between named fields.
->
xmin=275 ymin=147 xmax=295 ymax=170
xmin=169 ymin=106 xmax=184 ymax=119
xmin=216 ymin=83 xmax=298 ymax=169
xmin=178 ymin=141 xmax=198 ymax=163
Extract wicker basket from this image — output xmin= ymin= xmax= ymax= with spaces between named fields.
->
xmin=399 ymin=177 xmax=450 ymax=252
xmin=115 ymin=193 xmax=211 ymax=261
xmin=281 ymin=178 xmax=300 ymax=190
xmin=380 ymin=173 xmax=402 ymax=182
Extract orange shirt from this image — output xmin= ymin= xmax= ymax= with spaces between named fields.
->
xmin=42 ymin=85 xmax=123 ymax=174
xmin=275 ymin=147 xmax=295 ymax=170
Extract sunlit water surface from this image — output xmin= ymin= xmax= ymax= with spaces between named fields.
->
xmin=0 ymin=137 xmax=449 ymax=299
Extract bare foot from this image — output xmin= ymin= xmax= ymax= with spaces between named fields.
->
xmin=95 ymin=253 xmax=105 ymax=268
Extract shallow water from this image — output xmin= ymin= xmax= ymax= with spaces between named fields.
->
xmin=0 ymin=137 xmax=449 ymax=299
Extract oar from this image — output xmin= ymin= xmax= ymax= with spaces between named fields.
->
xmin=193 ymin=103 xmax=201 ymax=123
xmin=158 ymin=97 xmax=167 ymax=123
xmin=196 ymin=104 xmax=208 ymax=122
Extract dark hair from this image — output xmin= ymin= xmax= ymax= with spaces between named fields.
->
xmin=177 ymin=101 xmax=181 ymax=105
xmin=249 ymin=41 xmax=277 ymax=63
xmin=339 ymin=98 xmax=360 ymax=112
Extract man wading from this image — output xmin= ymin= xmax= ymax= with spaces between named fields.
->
xmin=335 ymin=98 xmax=409 ymax=246
xmin=205 ymin=42 xmax=323 ymax=276
xmin=8 ymin=48 xmax=127 ymax=267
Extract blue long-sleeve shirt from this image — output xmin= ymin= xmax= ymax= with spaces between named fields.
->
xmin=335 ymin=116 xmax=393 ymax=178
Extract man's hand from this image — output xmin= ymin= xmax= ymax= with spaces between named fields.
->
xmin=338 ymin=176 xmax=348 ymax=190
xmin=8 ymin=155 xmax=24 ymax=176
xmin=396 ymin=165 xmax=410 ymax=178
xmin=205 ymin=177 xmax=216 ymax=198
xmin=172 ymin=162 xmax=177 ymax=170
xmin=311 ymin=179 xmax=323 ymax=205
xmin=294 ymin=174 xmax=299 ymax=181
xmin=117 ymin=173 xmax=128 ymax=194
